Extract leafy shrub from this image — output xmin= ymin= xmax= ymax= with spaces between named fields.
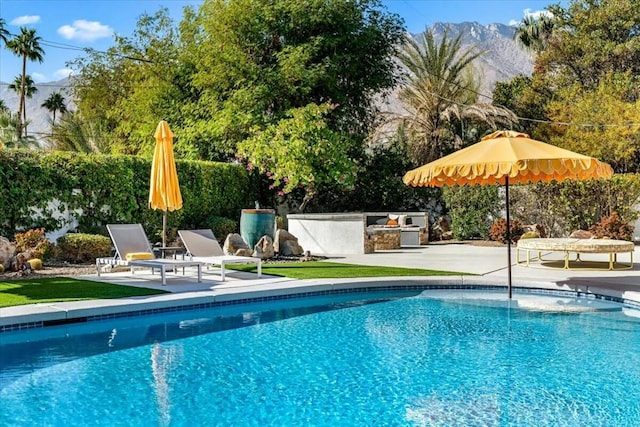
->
xmin=511 ymin=175 xmax=640 ymax=237
xmin=208 ymin=216 xmax=238 ymax=242
xmin=443 ymin=185 xmax=501 ymax=240
xmin=490 ymin=218 xmax=525 ymax=243
xmin=588 ymin=212 xmax=634 ymax=241
xmin=57 ymin=233 xmax=112 ymax=263
xmin=302 ymin=142 xmax=442 ymax=214
xmin=14 ymin=228 xmax=56 ymax=260
xmin=0 ymin=150 xmax=254 ymax=238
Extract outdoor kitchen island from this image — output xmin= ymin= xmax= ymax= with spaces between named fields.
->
xmin=287 ymin=212 xmax=428 ymax=255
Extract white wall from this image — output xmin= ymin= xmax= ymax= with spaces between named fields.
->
xmin=288 ymin=213 xmax=366 ymax=255
xmin=27 ymin=199 xmax=79 ymax=243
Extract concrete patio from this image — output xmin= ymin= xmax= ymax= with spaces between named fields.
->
xmin=2 ymin=242 xmax=640 ymax=329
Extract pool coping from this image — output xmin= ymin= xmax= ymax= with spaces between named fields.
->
xmin=3 ymin=275 xmax=640 ymax=332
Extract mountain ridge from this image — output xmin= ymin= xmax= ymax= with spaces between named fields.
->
xmin=415 ymin=21 xmax=532 ymax=99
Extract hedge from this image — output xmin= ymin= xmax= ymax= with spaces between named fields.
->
xmin=0 ymin=149 xmax=257 ymax=241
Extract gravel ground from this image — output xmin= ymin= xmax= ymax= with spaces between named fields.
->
xmin=0 ymin=263 xmax=97 ymax=280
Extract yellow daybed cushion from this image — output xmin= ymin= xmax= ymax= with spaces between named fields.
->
xmin=126 ymin=252 xmax=155 ymax=261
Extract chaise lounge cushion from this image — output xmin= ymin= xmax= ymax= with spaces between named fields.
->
xmin=126 ymin=252 xmax=155 ymax=261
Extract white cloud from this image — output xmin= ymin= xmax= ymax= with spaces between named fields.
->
xmin=54 ymin=68 xmax=74 ymax=80
xmin=508 ymin=19 xmax=520 ymax=27
xmin=10 ymin=15 xmax=41 ymax=25
xmin=57 ymin=20 xmax=113 ymax=42
xmin=31 ymin=72 xmax=47 ymax=83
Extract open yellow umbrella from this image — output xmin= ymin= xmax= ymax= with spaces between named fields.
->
xmin=149 ymin=120 xmax=183 ymax=247
xmin=404 ymin=130 xmax=614 ymax=298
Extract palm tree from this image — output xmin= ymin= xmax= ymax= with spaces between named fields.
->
xmin=0 ymin=110 xmax=38 ymax=148
xmin=48 ymin=111 xmax=108 ymax=153
xmin=514 ymin=14 xmax=556 ymax=54
xmin=390 ymin=28 xmax=516 ymax=165
xmin=41 ymin=91 xmax=68 ymax=125
xmin=6 ymin=27 xmax=45 ymax=138
xmin=0 ymin=18 xmax=10 ymax=45
xmin=8 ymin=75 xmax=38 ymax=134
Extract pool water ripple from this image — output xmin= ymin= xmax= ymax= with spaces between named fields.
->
xmin=1 ymin=290 xmax=640 ymax=426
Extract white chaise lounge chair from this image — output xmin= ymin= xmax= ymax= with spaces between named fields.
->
xmin=96 ymin=224 xmax=202 ymax=285
xmin=178 ymin=229 xmax=262 ymax=281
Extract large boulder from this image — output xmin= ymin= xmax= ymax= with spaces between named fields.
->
xmin=432 ymin=216 xmax=451 ymax=241
xmin=223 ymin=233 xmax=250 ymax=255
xmin=274 ymin=229 xmax=304 ymax=256
xmin=253 ymin=235 xmax=275 ymax=259
xmin=11 ymin=252 xmax=32 ymax=272
xmin=235 ymin=248 xmax=254 ymax=257
xmin=0 ymin=237 xmax=16 ymax=270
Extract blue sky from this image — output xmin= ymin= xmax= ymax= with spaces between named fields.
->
xmin=0 ymin=0 xmax=559 ymax=83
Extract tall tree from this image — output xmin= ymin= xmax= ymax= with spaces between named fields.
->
xmin=8 ymin=74 xmax=38 ymax=135
xmin=540 ymin=0 xmax=640 ymax=89
xmin=0 ymin=110 xmax=38 ymax=148
xmin=6 ymin=27 xmax=45 ymax=138
xmin=513 ymin=0 xmax=640 ymax=171
xmin=69 ymin=0 xmax=405 ymax=206
xmin=41 ymin=91 xmax=68 ymax=125
xmin=47 ymin=111 xmax=108 ymax=153
xmin=391 ymin=28 xmax=516 ymax=165
xmin=514 ymin=14 xmax=556 ymax=54
xmin=546 ymin=72 xmax=640 ymax=173
xmin=492 ymin=74 xmax=551 ymax=135
xmin=69 ymin=8 xmax=187 ymax=155
xmin=0 ymin=18 xmax=10 ymax=45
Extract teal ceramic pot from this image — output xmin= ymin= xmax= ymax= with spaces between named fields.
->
xmin=240 ymin=209 xmax=276 ymax=248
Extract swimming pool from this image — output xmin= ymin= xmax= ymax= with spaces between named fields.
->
xmin=2 ymin=289 xmax=640 ymax=426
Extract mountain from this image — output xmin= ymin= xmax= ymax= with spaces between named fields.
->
xmin=0 ymin=22 xmax=532 ymax=140
xmin=381 ymin=22 xmax=533 ymax=114
xmin=427 ymin=22 xmax=533 ymax=95
xmin=0 ymin=77 xmax=73 ymax=143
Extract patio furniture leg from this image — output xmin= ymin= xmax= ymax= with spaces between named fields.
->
xmin=564 ymin=251 xmax=570 ymax=269
xmin=161 ymin=265 xmax=167 ymax=285
xmin=221 ymin=262 xmax=226 ymax=281
xmin=197 ymin=264 xmax=202 ymax=282
xmin=257 ymin=261 xmax=262 ymax=278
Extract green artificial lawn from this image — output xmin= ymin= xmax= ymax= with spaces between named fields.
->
xmin=0 ymin=277 xmax=168 ymax=308
xmin=0 ymin=263 xmax=467 ymax=308
xmin=230 ymin=261 xmax=468 ymax=280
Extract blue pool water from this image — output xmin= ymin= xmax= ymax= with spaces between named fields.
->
xmin=2 ymin=289 xmax=640 ymax=426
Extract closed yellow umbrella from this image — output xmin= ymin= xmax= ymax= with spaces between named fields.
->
xmin=149 ymin=120 xmax=183 ymax=247
xmin=403 ymin=130 xmax=613 ymax=298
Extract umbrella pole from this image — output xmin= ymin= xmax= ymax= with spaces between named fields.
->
xmin=162 ymin=210 xmax=167 ymax=248
xmin=505 ymin=176 xmax=512 ymax=299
